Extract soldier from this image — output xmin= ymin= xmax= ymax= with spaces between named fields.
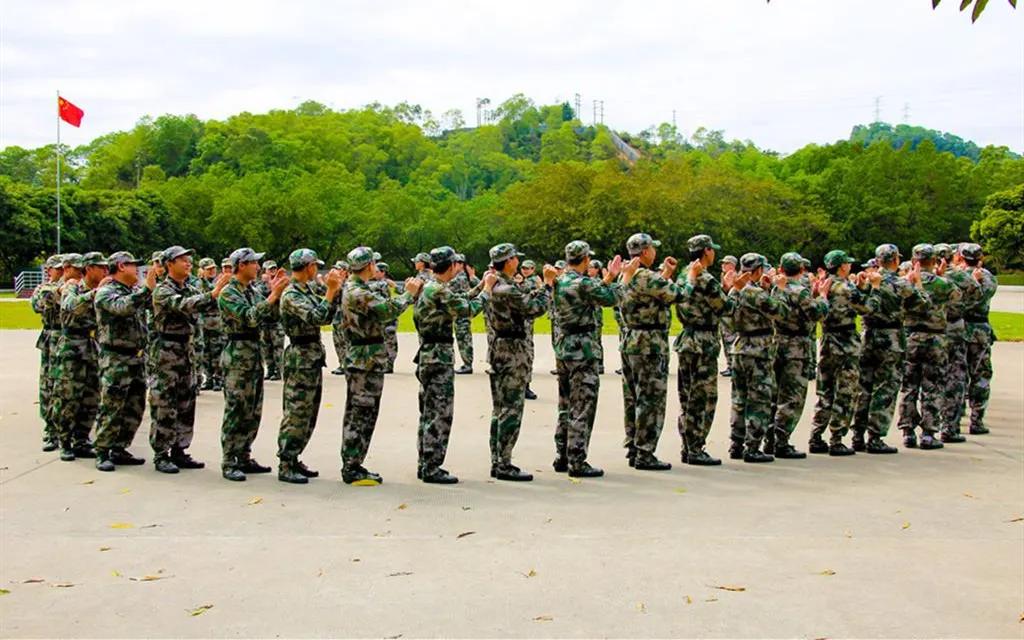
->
xmin=851 ymin=244 xmax=930 ymax=454
xmin=31 ymin=254 xmax=64 ymax=451
xmin=586 ymin=259 xmax=607 ymax=374
xmin=149 ymin=246 xmax=227 ymax=473
xmin=413 ymin=247 xmax=494 ymax=484
xmin=339 ymin=247 xmax=421 ymax=485
xmin=276 ymin=249 xmax=344 ymax=484
xmin=547 ymin=260 xmax=567 ymax=376
xmin=719 ymin=255 xmax=739 ymax=376
xmin=958 ymin=243 xmax=997 ymax=435
xmin=673 ymin=235 xmax=732 ymax=466
xmin=197 ymin=258 xmax=226 ymax=391
xmin=218 ymin=248 xmax=289 ymax=481
xmin=809 ymin=250 xmax=869 ymax=455
xmin=143 ymin=251 xmax=166 ymax=353
xmin=412 ymin=252 xmax=434 ymax=282
xmin=485 ymin=243 xmax=555 ymax=481
xmin=767 ymin=252 xmax=830 ymax=459
xmin=552 ymin=242 xmax=632 ymax=477
xmin=935 ymin=243 xmax=979 ymax=442
xmin=451 ymin=253 xmax=480 ymax=375
xmin=619 ymin=233 xmax=682 ymax=470
xmin=373 ymin=261 xmax=400 ymax=373
xmin=221 ymin=257 xmax=234 ymax=277
xmin=727 ymin=254 xmax=789 ymax=462
xmin=518 ymin=259 xmax=541 ymax=400
xmin=51 ymin=252 xmax=109 ymax=461
xmin=258 ymin=260 xmax=285 ymax=380
xmin=93 ymin=252 xmax=158 ymax=471
xmin=330 ymin=260 xmax=350 ymax=375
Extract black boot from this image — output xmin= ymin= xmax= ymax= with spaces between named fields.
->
xmin=422 ymin=468 xmax=459 ymax=484
xmin=940 ymin=429 xmax=966 ymax=443
xmin=454 ymin=365 xmax=473 ymax=375
xmin=902 ymin=429 xmax=918 ymax=449
xmin=743 ymin=449 xmax=774 ymax=463
xmin=773 ymin=444 xmax=807 ymax=460
xmin=851 ymin=430 xmax=866 ymax=452
xmin=59 ymin=444 xmax=76 ymax=461
xmin=524 ymin=387 xmax=537 ymax=400
xmin=343 ymin=466 xmax=383 ymax=485
xmin=222 ymin=467 xmax=246 ymax=482
xmin=919 ymin=433 xmax=945 ymax=450
xmin=331 ymin=367 xmax=345 ymax=376
xmin=95 ymin=451 xmax=115 ymax=472
xmin=42 ymin=438 xmax=59 ymax=452
xmin=969 ymin=424 xmax=990 ymax=435
xmin=110 ymin=449 xmax=145 ymax=466
xmin=686 ymin=450 xmax=722 ymax=466
xmin=828 ymin=442 xmax=856 ymax=456
xmin=728 ymin=443 xmax=744 ymax=460
xmin=808 ymin=437 xmax=829 ymax=454
xmin=278 ymin=463 xmax=309 ymax=484
xmin=866 ymin=437 xmax=898 ymax=454
xmin=494 ymin=464 xmax=533 ymax=481
xmin=634 ymin=455 xmax=672 ymax=471
xmin=295 ymin=460 xmax=319 ymax=478
xmin=154 ymin=456 xmax=180 ymax=474
xmin=239 ymin=458 xmax=272 ymax=474
xmin=170 ymin=447 xmax=205 ymax=469
xmin=552 ymin=456 xmax=568 ymax=473
xmin=568 ymin=463 xmax=604 ymax=478
xmin=72 ymin=442 xmax=97 ymax=459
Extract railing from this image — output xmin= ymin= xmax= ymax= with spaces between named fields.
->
xmin=14 ymin=270 xmax=44 ymax=298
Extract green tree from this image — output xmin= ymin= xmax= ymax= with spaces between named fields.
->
xmin=971 ymin=183 xmax=1024 ymax=269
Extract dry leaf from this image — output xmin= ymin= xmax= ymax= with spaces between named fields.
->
xmin=0 ymin=589 xmax=9 ymax=595
xmin=636 ymin=602 xmax=647 ymax=613
xmin=111 ymin=570 xmax=122 ymax=578
xmin=80 ymin=480 xmax=95 ymax=485
xmin=709 ymin=584 xmax=746 ymax=592
xmin=324 ymin=403 xmax=334 ymax=409
xmin=139 ymin=524 xmax=162 ymax=529
xmin=533 ymin=615 xmax=554 ymax=622
xmin=684 ymin=595 xmax=693 ymax=605
xmin=51 ymin=582 xmax=76 ymax=588
xmin=456 ymin=531 xmax=476 ymax=539
xmin=386 ymin=572 xmax=413 ymax=577
xmin=962 ymin=493 xmax=976 ymax=499
xmin=396 ymin=503 xmax=408 ymax=510
xmin=129 ymin=575 xmax=172 ymax=582
xmin=21 ymin=578 xmax=44 ymax=584
xmin=901 ymin=522 xmax=911 ymax=530
xmin=109 ymin=522 xmax=134 ymax=529
xmin=99 ymin=546 xmax=112 ymax=552
xmin=119 ymin=488 xmax=132 ymax=495
xmin=705 ymin=597 xmax=718 ymax=602
xmin=819 ymin=569 xmax=836 ymax=576
xmin=521 ymin=569 xmax=537 ymax=578
xmin=568 ymin=477 xmax=582 ymax=484
xmin=189 ymin=604 xmax=214 ymax=617
xmin=844 ymin=530 xmax=853 ymax=539
xmin=673 ymin=487 xmax=687 ymax=494
xmin=461 ymin=506 xmax=471 ymax=511
xmin=351 ymin=558 xmax=361 ymax=563
xmin=1006 ymin=517 xmax=1024 ymax=523
xmin=247 ymin=497 xmax=263 ymax=506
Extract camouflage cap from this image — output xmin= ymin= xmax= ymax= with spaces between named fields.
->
xmin=554 ymin=260 xmax=567 ymax=270
xmin=373 ymin=251 xmax=383 ymax=262
xmin=430 ymin=246 xmax=457 ymax=268
xmin=779 ymin=252 xmax=809 ymax=271
xmin=687 ymin=234 xmax=721 ymax=253
xmin=860 ymin=257 xmax=879 ymax=269
xmin=875 ymin=243 xmax=901 ymax=263
xmin=289 ymin=248 xmax=324 ymax=270
xmin=220 ymin=257 xmax=232 ymax=268
xmin=412 ymin=252 xmax=431 ymax=264
xmin=934 ymin=243 xmax=953 ymax=259
xmin=261 ymin=260 xmax=278 ymax=271
xmin=162 ymin=245 xmax=193 ymax=263
xmin=454 ymin=253 xmax=466 ymax=263
xmin=197 ymin=257 xmax=216 ymax=269
xmin=377 ymin=262 xmax=390 ymax=272
xmin=489 ymin=243 xmax=525 ymax=263
xmin=739 ymin=252 xmax=771 ymax=272
xmin=912 ymin=243 xmax=935 ymax=261
xmin=959 ymin=243 xmax=983 ymax=260
xmin=899 ymin=260 xmax=913 ymax=272
xmin=44 ymin=254 xmax=64 ymax=269
xmin=62 ymin=253 xmax=85 ymax=269
xmin=626 ymin=232 xmax=661 ymax=256
xmin=721 ymin=255 xmax=738 ymax=266
xmin=823 ymin=250 xmax=856 ymax=269
xmin=520 ymin=259 xmax=536 ymax=270
xmin=82 ymin=251 xmax=108 ymax=267
xmin=108 ymin=251 xmax=143 ymax=267
xmin=347 ymin=246 xmax=375 ymax=271
xmin=151 ymin=251 xmax=165 ymax=263
xmin=333 ymin=260 xmax=349 ymax=270
xmin=590 ymin=259 xmax=604 ymax=270
xmin=564 ymin=240 xmax=595 ymax=261
xmin=230 ymin=247 xmax=266 ymax=268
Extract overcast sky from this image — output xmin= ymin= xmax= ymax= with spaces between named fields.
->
xmin=1 ymin=0 xmax=1021 ymax=153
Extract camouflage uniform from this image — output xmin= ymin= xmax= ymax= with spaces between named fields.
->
xmin=958 ymin=244 xmax=997 ymax=435
xmin=93 ymin=252 xmax=152 ymax=465
xmin=485 ymin=245 xmax=550 ymax=476
xmin=673 ymin=236 xmax=732 ymax=463
xmin=727 ymin=254 xmax=789 ymax=458
xmin=257 ymin=261 xmax=285 ymax=379
xmin=768 ymin=253 xmax=829 ymax=455
xmin=619 ymin=234 xmax=681 ymax=468
xmin=810 ymin=251 xmax=870 ymax=450
xmin=148 ymin=247 xmax=218 ymax=465
xmin=197 ymin=261 xmax=226 ymax=390
xmin=277 ymin=250 xmax=340 ymax=480
xmin=340 ymin=247 xmax=414 ymax=482
xmin=30 ymin=256 xmax=63 ymax=448
xmin=936 ymin=248 xmax=980 ymax=437
xmin=719 ymin=255 xmax=739 ymax=374
xmin=218 ymin=249 xmax=279 ymax=476
xmin=852 ymin=244 xmax=931 ymax=450
xmin=589 ymin=260 xmax=606 ymax=373
xmin=552 ymin=242 xmax=623 ymax=474
xmin=371 ymin=264 xmax=399 ymax=373
xmin=449 ymin=259 xmax=480 ymax=370
xmin=413 ymin=247 xmax=489 ymax=481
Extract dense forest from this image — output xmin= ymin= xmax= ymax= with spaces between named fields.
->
xmin=1 ymin=94 xmax=1022 ymax=281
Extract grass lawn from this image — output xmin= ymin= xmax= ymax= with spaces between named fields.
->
xmin=996 ymin=272 xmax=1024 ymax=286
xmin=4 ymin=301 xmax=1022 ymax=341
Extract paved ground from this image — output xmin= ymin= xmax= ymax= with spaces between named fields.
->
xmin=991 ymin=285 xmax=1024 ymax=313
xmin=1 ymin=331 xmax=1021 ymax=638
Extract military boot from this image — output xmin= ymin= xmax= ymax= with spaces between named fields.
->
xmin=919 ymin=433 xmax=944 ymax=450
xmin=552 ymin=455 xmax=569 ymax=473
xmin=743 ymin=449 xmax=774 ymax=463
xmin=866 ymin=436 xmax=898 ymax=454
xmin=828 ymin=436 xmax=855 ymax=456
xmin=940 ymin=429 xmax=966 ymax=443
xmin=969 ymin=424 xmax=990 ymax=435
xmin=633 ymin=455 xmax=672 ymax=471
xmin=95 ymin=450 xmax=115 ymax=472
xmin=59 ymin=444 xmax=76 ymax=462
xmin=851 ymin=430 xmax=866 ymax=452
xmin=568 ymin=463 xmax=604 ymax=478
xmin=902 ymin=429 xmax=918 ymax=449
xmin=42 ymin=438 xmax=59 ymax=452
xmin=111 ymin=449 xmax=145 ymax=465
xmin=222 ymin=460 xmax=246 ymax=482
xmin=494 ymin=464 xmax=533 ymax=481
xmin=278 ymin=462 xmax=309 ymax=484
xmin=421 ymin=468 xmax=459 ymax=484
xmin=728 ymin=442 xmax=744 ymax=460
xmin=295 ymin=460 xmax=319 ymax=478
xmin=808 ymin=436 xmax=829 ymax=454
xmin=170 ymin=447 xmax=205 ymax=469
xmin=239 ymin=458 xmax=272 ymax=474
xmin=154 ymin=456 xmax=180 ymax=474
xmin=773 ymin=443 xmax=807 ymax=459
xmin=72 ymin=442 xmax=96 ymax=459
xmin=686 ymin=450 xmax=722 ymax=466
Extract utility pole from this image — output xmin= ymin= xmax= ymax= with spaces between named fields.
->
xmin=873 ymin=96 xmax=882 ymax=123
xmin=592 ymin=99 xmax=597 ymax=126
xmin=902 ymin=102 xmax=910 ymax=123
xmin=574 ymin=93 xmax=581 ymax=120
xmin=598 ymin=100 xmax=604 ymax=125
xmin=672 ymin=109 xmax=677 ymax=129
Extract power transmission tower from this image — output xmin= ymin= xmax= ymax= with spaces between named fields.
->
xmin=873 ymin=96 xmax=882 ymax=123
xmin=574 ymin=93 xmax=581 ymax=120
xmin=592 ymin=100 xmax=598 ymax=125
xmin=902 ymin=102 xmax=910 ymax=123
xmin=599 ymin=100 xmax=604 ymax=125
xmin=475 ymin=97 xmax=490 ymax=127
xmin=672 ymin=109 xmax=677 ymax=129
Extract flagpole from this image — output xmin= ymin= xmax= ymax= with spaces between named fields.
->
xmin=56 ymin=90 xmax=62 ymax=254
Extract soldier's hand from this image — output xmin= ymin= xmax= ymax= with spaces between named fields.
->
xmin=971 ymin=267 xmax=984 ymax=282
xmin=541 ymin=264 xmax=558 ymax=285
xmin=687 ymin=259 xmax=703 ymax=284
xmin=62 ymin=278 xmax=80 ymax=290
xmin=907 ymin=262 xmax=922 ymax=286
xmin=722 ymin=269 xmax=737 ymax=291
xmin=731 ymin=271 xmax=749 ymax=289
xmin=98 ymin=276 xmax=114 ymax=288
xmin=145 ymin=266 xmax=158 ymax=290
xmin=404 ymin=277 xmax=424 ymax=297
xmin=817 ymin=267 xmax=827 ymax=281
xmin=815 ymin=277 xmax=832 ymax=299
xmin=605 ymin=254 xmax=624 ymax=278
xmin=467 ymin=265 xmax=476 ymax=278
xmin=867 ymin=270 xmax=883 ymax=288
xmin=212 ymin=273 xmax=231 ymax=297
xmin=936 ymin=258 xmax=947 ymax=276
xmin=771 ymin=273 xmax=787 ymax=289
xmin=482 ymin=271 xmax=498 ymax=292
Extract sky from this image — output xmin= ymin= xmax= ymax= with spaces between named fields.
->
xmin=1 ymin=0 xmax=1022 ymax=153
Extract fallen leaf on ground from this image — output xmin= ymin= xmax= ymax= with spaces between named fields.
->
xmin=139 ymin=524 xmax=162 ymax=529
xmin=461 ymin=506 xmax=471 ymax=511
xmin=705 ymin=597 xmax=718 ymax=602
xmin=386 ymin=572 xmax=413 ymax=577
xmin=684 ymin=595 xmax=692 ymax=605
xmin=351 ymin=558 xmax=361 ymax=563
xmin=533 ymin=615 xmax=554 ymax=622
xmin=674 ymin=487 xmax=687 ymax=494
xmin=521 ymin=569 xmax=537 ymax=578
xmin=709 ymin=584 xmax=746 ymax=592
xmin=373 ymin=530 xmax=391 ymax=538
xmin=21 ymin=578 xmax=44 ymax=584
xmin=844 ymin=530 xmax=853 ymax=538
xmin=188 ymin=604 xmax=214 ymax=617
xmin=98 ymin=547 xmax=112 ymax=552
xmin=568 ymin=477 xmax=581 ymax=484
xmin=396 ymin=503 xmax=408 ymax=510
xmin=456 ymin=531 xmax=476 ymax=539
xmin=636 ymin=602 xmax=647 ymax=613
xmin=111 ymin=570 xmax=122 ymax=578
xmin=324 ymin=403 xmax=334 ymax=409
xmin=247 ymin=497 xmax=263 ymax=506
xmin=119 ymin=488 xmax=132 ymax=495
xmin=962 ymin=493 xmax=976 ymax=499
xmin=51 ymin=582 xmax=76 ymax=588
xmin=80 ymin=480 xmax=95 ymax=485
xmin=901 ymin=522 xmax=911 ymax=530
xmin=819 ymin=569 xmax=836 ymax=576
xmin=129 ymin=575 xmax=172 ymax=582
xmin=0 ymin=589 xmax=9 ymax=595
xmin=1006 ymin=517 xmax=1024 ymax=523
xmin=384 ymin=635 xmax=403 ymax=639
xmin=109 ymin=522 xmax=134 ymax=529
xmin=316 ymin=569 xmax=324 ymax=577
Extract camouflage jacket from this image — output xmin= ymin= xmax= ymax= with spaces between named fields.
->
xmin=673 ymin=270 xmax=731 ymax=356
xmin=253 ymin=279 xmax=280 ymax=327
xmin=773 ymin=277 xmax=829 ymax=361
xmin=619 ymin=267 xmax=683 ymax=356
xmin=279 ymin=278 xmax=338 ymax=366
xmin=369 ymin=279 xmax=399 ymax=328
xmin=342 ymin=277 xmax=413 ymax=371
xmin=903 ymin=271 xmax=961 ymax=333
xmin=60 ymin=281 xmax=99 ymax=336
xmin=963 ymin=268 xmax=997 ymax=342
xmin=858 ymin=269 xmax=930 ymax=353
xmin=152 ymin=276 xmax=215 ymax=341
xmin=552 ymin=270 xmax=622 ymax=361
xmin=819 ymin=276 xmax=870 ymax=357
xmin=484 ymin=271 xmax=550 ymax=372
xmin=449 ymin=271 xmax=480 ymax=296
xmin=939 ymin=267 xmax=978 ymax=339
xmin=94 ymin=280 xmax=151 ymax=357
xmin=416 ymin=269 xmax=435 ymax=283
xmin=218 ymin=278 xmax=278 ymax=371
xmin=31 ymin=280 xmax=63 ymax=330
xmin=413 ymin=279 xmax=488 ymax=366
xmin=197 ymin=276 xmax=223 ymax=333
xmin=727 ymin=283 xmax=788 ymax=360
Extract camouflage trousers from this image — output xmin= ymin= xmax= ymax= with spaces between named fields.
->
xmin=261 ymin=324 xmax=285 ymax=376
xmin=51 ymin=338 xmax=100 ymax=448
xmin=488 ymin=367 xmax=530 ymax=467
xmin=769 ymin=354 xmax=813 ymax=449
xmin=554 ymin=358 xmax=601 ymax=468
xmin=591 ymin=328 xmax=604 ymax=370
xmin=202 ymin=330 xmax=225 ymax=385
xmin=621 ymin=353 xmax=668 ymax=460
xmin=455 ymin=318 xmax=473 ymax=368
xmin=897 ymin=333 xmax=949 ymax=435
xmin=416 ymin=363 xmax=455 ymax=473
xmin=221 ymin=363 xmax=265 ymax=469
xmin=853 ymin=332 xmax=904 ymax=438
xmin=341 ymin=370 xmax=385 ymax=470
xmin=35 ymin=330 xmax=58 ymax=443
xmin=942 ymin=336 xmax=968 ymax=433
xmin=278 ymin=346 xmax=325 ymax=466
xmin=384 ymin=323 xmax=398 ymax=370
xmin=965 ymin=326 xmax=994 ymax=431
xmin=810 ymin=350 xmax=860 ymax=442
xmin=95 ymin=351 xmax=146 ymax=453
xmin=332 ymin=324 xmax=348 ymax=368
xmin=147 ymin=339 xmax=199 ymax=457
xmin=729 ymin=354 xmax=774 ymax=451
xmin=720 ymin=325 xmax=737 ymax=371
xmin=675 ymin=350 xmax=719 ymax=455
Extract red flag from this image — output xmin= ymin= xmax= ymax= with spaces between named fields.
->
xmin=57 ymin=96 xmax=84 ymax=127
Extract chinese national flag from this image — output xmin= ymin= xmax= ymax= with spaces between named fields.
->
xmin=57 ymin=96 xmax=84 ymax=127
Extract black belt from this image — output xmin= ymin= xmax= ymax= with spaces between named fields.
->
xmin=228 ymin=332 xmax=259 ymax=342
xmin=628 ymin=323 xmax=667 ymax=331
xmin=349 ymin=336 xmax=385 ymax=346
xmin=288 ymin=335 xmax=320 ymax=346
xmin=865 ymin=319 xmax=901 ymax=330
xmin=494 ymin=329 xmax=527 ymax=340
xmin=43 ymin=324 xmax=60 ymax=331
xmin=420 ymin=333 xmax=454 ymax=345
xmin=684 ymin=324 xmax=716 ymax=333
xmin=159 ymin=332 xmax=190 ymax=343
xmin=777 ymin=328 xmax=813 ymax=338
xmin=101 ymin=343 xmax=142 ymax=356
xmin=964 ymin=314 xmax=989 ymax=324
xmin=63 ymin=327 xmax=95 ymax=339
xmin=740 ymin=328 xmax=773 ymax=337
xmin=824 ymin=324 xmax=856 ymax=333
xmin=562 ymin=324 xmax=596 ymax=336
xmin=908 ymin=325 xmax=944 ymax=334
